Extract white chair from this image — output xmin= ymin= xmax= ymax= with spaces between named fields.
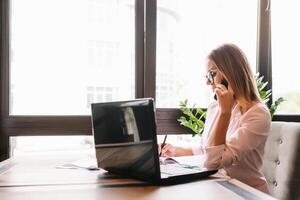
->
xmin=263 ymin=121 xmax=300 ymax=200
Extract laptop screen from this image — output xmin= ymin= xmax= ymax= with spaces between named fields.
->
xmin=91 ymin=98 xmax=160 ymax=182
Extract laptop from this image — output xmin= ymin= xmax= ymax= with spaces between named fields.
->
xmin=91 ymin=98 xmax=217 ymax=184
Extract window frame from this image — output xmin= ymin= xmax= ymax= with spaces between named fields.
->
xmin=257 ymin=0 xmax=300 ymax=122
xmin=0 ymin=0 xmax=140 ymax=136
xmin=1 ymin=0 xmax=299 ymax=138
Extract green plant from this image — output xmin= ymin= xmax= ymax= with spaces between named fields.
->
xmin=255 ymin=73 xmax=285 ymax=118
xmin=269 ymin=97 xmax=285 ymax=118
xmin=177 ymin=99 xmax=206 ymax=136
xmin=178 ymin=74 xmax=285 ymax=136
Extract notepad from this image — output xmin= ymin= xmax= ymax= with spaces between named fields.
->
xmin=57 ymin=158 xmax=100 ymax=170
xmin=160 ymin=155 xmax=205 ymax=167
xmin=159 ymin=157 xmax=179 ymax=165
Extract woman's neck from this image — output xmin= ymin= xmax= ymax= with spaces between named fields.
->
xmin=236 ymin=98 xmax=258 ymax=115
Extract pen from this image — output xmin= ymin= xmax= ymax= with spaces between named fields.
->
xmin=159 ymin=134 xmax=168 ymax=157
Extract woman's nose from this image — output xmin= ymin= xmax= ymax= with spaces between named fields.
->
xmin=206 ymin=79 xmax=212 ymax=85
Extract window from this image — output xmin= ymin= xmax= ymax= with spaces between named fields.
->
xmin=86 ymin=86 xmax=119 ymax=109
xmin=88 ymin=41 xmax=119 ymax=69
xmin=3 ymin=0 xmax=297 ymax=140
xmin=10 ymin=134 xmax=196 ymax=157
xmin=156 ymin=0 xmax=258 ymax=108
xmin=271 ymin=0 xmax=300 ymax=114
xmin=10 ymin=0 xmax=135 ymax=115
xmin=10 ymin=136 xmax=94 ymax=156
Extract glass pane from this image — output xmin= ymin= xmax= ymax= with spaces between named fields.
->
xmin=156 ymin=0 xmax=257 ymax=108
xmin=10 ymin=136 xmax=94 ymax=156
xmin=272 ymin=1 xmax=300 ymax=114
xmin=10 ymin=0 xmax=135 ymax=115
xmin=11 ymin=135 xmax=196 ymax=157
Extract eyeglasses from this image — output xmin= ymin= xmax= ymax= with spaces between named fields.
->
xmin=205 ymin=70 xmax=217 ymax=84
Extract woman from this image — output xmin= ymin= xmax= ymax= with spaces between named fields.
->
xmin=160 ymin=43 xmax=271 ymax=193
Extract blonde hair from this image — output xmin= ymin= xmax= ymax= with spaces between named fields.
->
xmin=208 ymin=43 xmax=260 ymax=102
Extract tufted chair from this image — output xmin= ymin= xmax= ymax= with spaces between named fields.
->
xmin=263 ymin=121 xmax=300 ymax=200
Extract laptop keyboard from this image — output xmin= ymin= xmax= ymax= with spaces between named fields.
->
xmin=160 ymin=163 xmax=204 ymax=176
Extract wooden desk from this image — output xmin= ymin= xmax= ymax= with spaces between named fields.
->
xmin=0 ymin=152 xmax=277 ymax=200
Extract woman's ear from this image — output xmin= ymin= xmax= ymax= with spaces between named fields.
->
xmin=228 ymin=84 xmax=235 ymax=97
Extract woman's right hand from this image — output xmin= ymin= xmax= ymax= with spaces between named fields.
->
xmin=158 ymin=143 xmax=177 ymax=157
xmin=214 ymin=83 xmax=235 ymax=114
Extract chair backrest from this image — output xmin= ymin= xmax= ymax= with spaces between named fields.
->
xmin=263 ymin=121 xmax=300 ymax=200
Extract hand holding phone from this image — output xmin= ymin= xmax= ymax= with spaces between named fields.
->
xmin=214 ymin=78 xmax=228 ymax=100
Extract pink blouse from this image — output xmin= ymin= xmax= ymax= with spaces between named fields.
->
xmin=192 ymin=101 xmax=271 ymax=193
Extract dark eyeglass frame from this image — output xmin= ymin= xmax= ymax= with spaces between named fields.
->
xmin=205 ymin=70 xmax=217 ymax=84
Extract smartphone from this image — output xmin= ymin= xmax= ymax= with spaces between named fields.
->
xmin=214 ymin=78 xmax=228 ymax=100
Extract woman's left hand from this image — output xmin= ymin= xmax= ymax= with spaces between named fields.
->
xmin=214 ymin=84 xmax=235 ymax=114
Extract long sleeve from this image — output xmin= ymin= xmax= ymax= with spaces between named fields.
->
xmin=193 ymin=102 xmax=271 ymax=170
